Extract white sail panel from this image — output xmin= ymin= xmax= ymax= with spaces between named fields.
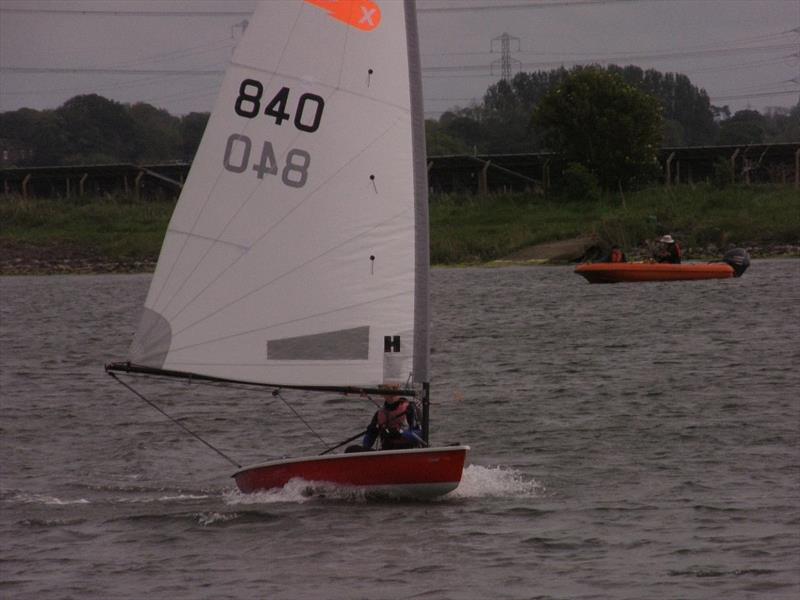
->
xmin=130 ymin=0 xmax=424 ymax=387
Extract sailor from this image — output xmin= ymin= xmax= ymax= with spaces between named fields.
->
xmin=361 ymin=386 xmax=423 ymax=451
xmin=605 ymin=244 xmax=626 ymax=263
xmin=653 ymin=234 xmax=682 ymax=264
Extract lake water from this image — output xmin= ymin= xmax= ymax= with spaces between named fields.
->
xmin=1 ymin=261 xmax=798 ymax=599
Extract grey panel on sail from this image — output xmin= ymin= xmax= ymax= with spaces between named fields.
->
xmin=128 ymin=308 xmax=172 ymax=368
xmin=267 ymin=326 xmax=369 ymax=360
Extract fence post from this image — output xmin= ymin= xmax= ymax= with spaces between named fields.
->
xmin=543 ymin=159 xmax=550 ymax=195
xmin=134 ymin=171 xmax=144 ymax=199
xmin=479 ymin=160 xmax=490 ymax=195
xmin=795 ymin=148 xmax=799 ymax=190
xmin=665 ymin=152 xmax=675 ymax=187
xmin=22 ymin=174 xmax=30 ymax=199
xmin=79 ymin=173 xmax=88 ymax=197
xmin=730 ymin=148 xmax=740 ymax=183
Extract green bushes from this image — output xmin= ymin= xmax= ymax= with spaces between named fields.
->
xmin=431 ymin=185 xmax=798 ymax=262
xmin=560 ymin=163 xmax=602 ymax=202
xmin=1 ymin=185 xmax=796 ymax=267
xmin=0 ymin=194 xmax=174 ymax=259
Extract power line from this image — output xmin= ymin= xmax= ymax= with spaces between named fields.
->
xmin=425 ymin=97 xmax=482 ymax=102
xmin=422 ymin=27 xmax=796 ymax=57
xmin=0 ymin=8 xmax=252 ymax=17
xmin=0 ymin=2 xmax=644 ymax=17
xmin=711 ymin=89 xmax=800 ymax=102
xmin=0 ymin=74 xmax=195 ymax=97
xmin=716 ymin=78 xmax=799 ymax=94
xmin=13 ymin=38 xmax=790 ymax=79
xmin=0 ymin=67 xmax=224 ymax=76
xmin=137 ymin=85 xmax=222 ymax=106
xmin=112 ymin=38 xmax=235 ymax=70
xmin=420 ymin=0 xmax=645 ymax=13
xmin=685 ymin=55 xmax=798 ymax=77
xmin=423 ymin=42 xmax=798 ymax=74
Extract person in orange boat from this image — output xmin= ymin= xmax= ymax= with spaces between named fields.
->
xmin=360 ymin=387 xmax=423 ymax=451
xmin=604 ymin=244 xmax=627 ymax=263
xmin=653 ymin=234 xmax=682 ymax=264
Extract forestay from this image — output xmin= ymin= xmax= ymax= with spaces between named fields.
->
xmin=127 ymin=0 xmax=429 ymax=388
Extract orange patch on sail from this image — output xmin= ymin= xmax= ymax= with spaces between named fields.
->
xmin=304 ymin=0 xmax=381 ymax=31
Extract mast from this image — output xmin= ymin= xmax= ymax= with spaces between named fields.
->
xmin=406 ymin=0 xmax=429 ymax=387
xmin=405 ymin=0 xmax=431 ymax=442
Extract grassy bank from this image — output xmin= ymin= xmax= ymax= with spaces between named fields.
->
xmin=1 ymin=185 xmax=798 ymax=272
xmin=0 ymin=194 xmax=173 ymax=260
xmin=430 ymin=185 xmax=799 ymax=263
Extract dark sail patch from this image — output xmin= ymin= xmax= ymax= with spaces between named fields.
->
xmin=267 ymin=326 xmax=369 ymax=360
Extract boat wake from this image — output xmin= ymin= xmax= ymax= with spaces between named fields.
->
xmin=222 ymin=465 xmax=544 ymax=504
xmin=7 ymin=492 xmax=91 ymax=506
xmin=224 ymin=479 xmax=370 ymax=505
xmin=4 ymin=488 xmax=217 ymax=508
xmin=450 ymin=465 xmax=544 ymax=499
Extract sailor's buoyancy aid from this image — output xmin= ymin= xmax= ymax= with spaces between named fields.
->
xmin=610 ymin=248 xmax=624 ymax=263
xmin=376 ymin=399 xmax=410 ymax=432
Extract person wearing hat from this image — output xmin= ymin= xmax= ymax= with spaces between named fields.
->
xmin=654 ymin=234 xmax=682 ymax=264
xmin=359 ymin=385 xmax=423 ymax=451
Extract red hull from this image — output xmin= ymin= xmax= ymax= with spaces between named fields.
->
xmin=575 ymin=262 xmax=734 ymax=283
xmin=233 ymin=446 xmax=469 ymax=498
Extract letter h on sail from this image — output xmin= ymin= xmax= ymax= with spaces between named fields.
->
xmin=384 ymin=335 xmax=401 ymax=353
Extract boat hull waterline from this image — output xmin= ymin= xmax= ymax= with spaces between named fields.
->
xmin=233 ymin=446 xmax=470 ymax=498
xmin=575 ymin=262 xmax=735 ymax=283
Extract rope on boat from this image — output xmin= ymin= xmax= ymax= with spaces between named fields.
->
xmin=108 ymin=372 xmax=242 ymax=469
xmin=271 ymin=388 xmax=332 ymax=452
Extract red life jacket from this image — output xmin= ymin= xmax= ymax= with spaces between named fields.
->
xmin=610 ymin=248 xmax=623 ymax=263
xmin=376 ymin=399 xmax=409 ymax=432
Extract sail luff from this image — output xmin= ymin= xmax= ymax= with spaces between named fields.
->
xmin=406 ymin=0 xmax=430 ymax=385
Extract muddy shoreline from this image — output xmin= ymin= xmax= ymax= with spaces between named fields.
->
xmin=0 ymin=241 xmax=156 ymax=276
xmin=1 ymin=239 xmax=797 ymax=276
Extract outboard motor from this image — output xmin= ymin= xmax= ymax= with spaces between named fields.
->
xmin=723 ymin=248 xmax=751 ymax=277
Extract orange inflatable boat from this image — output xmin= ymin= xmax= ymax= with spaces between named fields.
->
xmin=575 ymin=248 xmax=751 ymax=284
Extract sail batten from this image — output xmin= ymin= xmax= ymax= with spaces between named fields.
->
xmin=165 ymin=230 xmax=251 ymax=251
xmin=128 ymin=0 xmax=426 ymax=387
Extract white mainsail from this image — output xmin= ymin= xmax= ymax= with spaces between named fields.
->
xmin=128 ymin=0 xmax=429 ymax=388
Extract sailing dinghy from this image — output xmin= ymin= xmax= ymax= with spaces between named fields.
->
xmin=107 ymin=0 xmax=468 ymax=499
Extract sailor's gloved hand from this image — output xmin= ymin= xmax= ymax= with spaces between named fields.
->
xmin=404 ymin=429 xmax=424 ymax=445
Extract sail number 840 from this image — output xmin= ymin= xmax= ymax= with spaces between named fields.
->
xmin=235 ymin=80 xmax=324 ymax=133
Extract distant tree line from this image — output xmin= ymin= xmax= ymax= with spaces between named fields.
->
xmin=0 ymin=65 xmax=797 ymax=174
xmin=0 ymin=94 xmax=209 ymax=166
xmin=426 ymin=64 xmax=799 ymax=156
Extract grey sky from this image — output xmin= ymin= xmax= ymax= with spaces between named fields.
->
xmin=1 ymin=0 xmax=798 ymax=119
